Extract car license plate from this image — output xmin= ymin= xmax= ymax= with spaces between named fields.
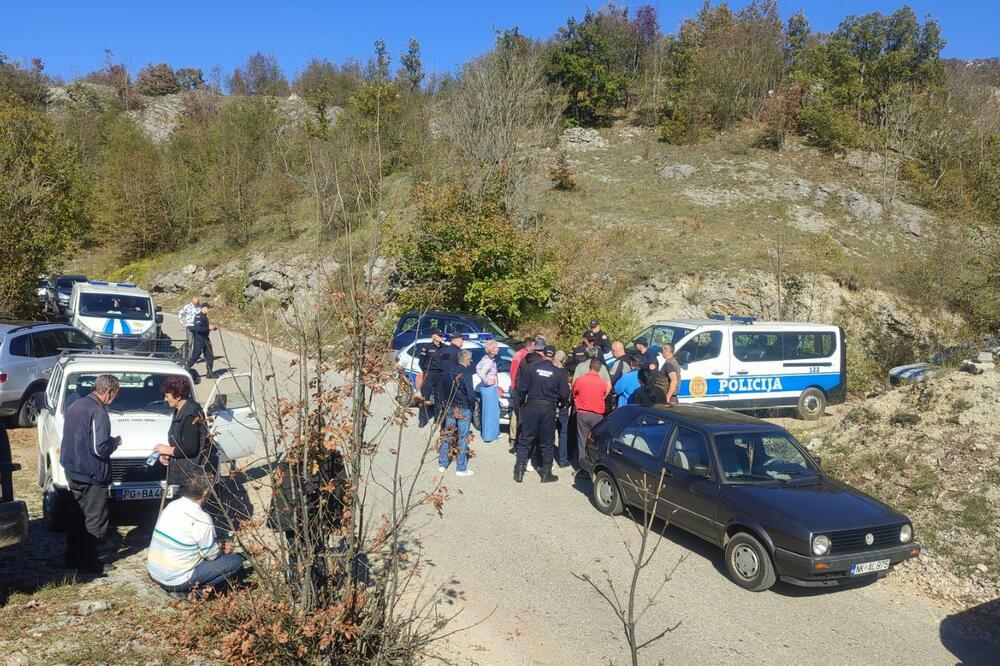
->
xmin=115 ymin=486 xmax=164 ymax=501
xmin=850 ymin=559 xmax=890 ymax=576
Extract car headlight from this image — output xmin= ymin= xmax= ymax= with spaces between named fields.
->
xmin=141 ymin=325 xmax=157 ymax=339
xmin=900 ymin=524 xmax=913 ymax=543
xmin=812 ymin=534 xmax=831 ymax=556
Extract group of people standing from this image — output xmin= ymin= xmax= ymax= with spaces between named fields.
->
xmin=416 ymin=318 xmax=685 ymax=483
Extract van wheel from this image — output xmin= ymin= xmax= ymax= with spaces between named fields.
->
xmin=796 ymin=388 xmax=826 ymax=420
xmin=17 ymin=389 xmax=44 ymax=428
xmin=592 ymin=470 xmax=624 ymax=516
xmin=725 ymin=532 xmax=776 ymax=591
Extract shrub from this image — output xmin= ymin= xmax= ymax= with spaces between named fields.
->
xmin=391 ymin=183 xmax=556 ymax=329
xmin=228 ymin=52 xmax=289 ymax=96
xmin=135 ymin=62 xmax=179 ymax=96
xmin=889 ymin=410 xmax=921 ymax=426
xmin=549 ymin=151 xmax=577 ymax=191
xmin=798 ymin=95 xmax=861 ymax=152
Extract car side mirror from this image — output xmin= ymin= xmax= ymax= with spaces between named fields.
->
xmin=155 ymin=305 xmax=162 ymax=313
xmin=677 ymin=350 xmax=691 ymax=365
xmin=154 ymin=313 xmax=164 ymax=325
xmin=691 ymin=463 xmax=710 ymax=477
xmin=208 ymin=393 xmax=227 ymax=414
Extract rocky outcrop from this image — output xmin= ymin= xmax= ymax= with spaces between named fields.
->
xmin=148 ymin=253 xmax=340 ymax=314
xmin=659 ymin=164 xmax=697 ymax=180
xmin=561 ymin=127 xmax=609 ymax=151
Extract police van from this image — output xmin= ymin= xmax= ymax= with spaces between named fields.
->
xmin=622 ymin=316 xmax=846 ymax=419
xmin=66 ymin=281 xmax=164 ymax=352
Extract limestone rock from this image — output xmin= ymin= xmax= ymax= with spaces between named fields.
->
xmin=660 ymin=164 xmax=697 ymax=180
xmin=561 ymin=127 xmax=608 ymax=151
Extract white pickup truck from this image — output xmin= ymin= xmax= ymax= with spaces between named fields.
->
xmin=36 ymin=352 xmax=261 ymax=527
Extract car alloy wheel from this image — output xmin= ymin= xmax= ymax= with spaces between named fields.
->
xmin=732 ymin=544 xmax=759 ymax=580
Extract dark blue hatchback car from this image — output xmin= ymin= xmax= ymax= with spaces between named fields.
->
xmin=581 ymin=404 xmax=920 ymax=591
xmin=391 ymin=310 xmax=509 ymax=350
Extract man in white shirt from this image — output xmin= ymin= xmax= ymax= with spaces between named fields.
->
xmin=177 ymin=296 xmax=200 ymax=355
xmin=146 ymin=475 xmax=243 ymax=593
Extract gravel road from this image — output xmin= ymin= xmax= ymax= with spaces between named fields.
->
xmin=174 ymin=320 xmax=996 ymax=665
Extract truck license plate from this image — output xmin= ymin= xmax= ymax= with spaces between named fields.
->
xmin=115 ymin=487 xmax=163 ymax=501
xmin=850 ymin=559 xmax=890 ymax=576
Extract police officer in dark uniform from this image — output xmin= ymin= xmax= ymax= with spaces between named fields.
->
xmin=588 ymin=320 xmax=612 ymax=356
xmin=186 ymin=303 xmax=216 ymax=381
xmin=433 ymin=333 xmax=465 ymax=420
xmin=514 ymin=345 xmax=570 ymax=484
xmin=566 ymin=331 xmax=596 ymax=376
xmin=416 ymin=329 xmax=446 ymax=427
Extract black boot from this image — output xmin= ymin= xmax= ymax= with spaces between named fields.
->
xmin=513 ymin=463 xmax=525 ymax=483
xmin=540 ymin=467 xmax=558 ymax=483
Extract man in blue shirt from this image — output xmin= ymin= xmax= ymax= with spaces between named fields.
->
xmin=439 ymin=350 xmax=476 ymax=476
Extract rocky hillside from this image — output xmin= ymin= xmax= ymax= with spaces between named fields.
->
xmin=804 ymin=369 xmax=999 ymax=610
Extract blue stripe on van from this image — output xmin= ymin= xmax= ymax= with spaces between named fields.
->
xmin=102 ymin=318 xmax=115 ymax=334
xmin=120 ymin=319 xmax=132 ymax=335
xmin=678 ymin=372 xmax=842 ymax=398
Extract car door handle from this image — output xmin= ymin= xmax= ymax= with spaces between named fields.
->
xmin=611 ymin=447 xmax=624 ymax=456
xmin=736 ymin=370 xmax=749 ymax=375
xmin=710 ymin=371 xmax=724 ymax=376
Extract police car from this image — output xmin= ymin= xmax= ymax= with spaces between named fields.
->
xmin=395 ymin=334 xmax=515 ymax=427
xmin=66 ymin=281 xmax=164 ymax=352
xmin=617 ymin=316 xmax=846 ymax=419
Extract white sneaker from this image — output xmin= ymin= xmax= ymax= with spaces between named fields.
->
xmin=526 ymin=461 xmax=535 ymax=472
xmin=438 ymin=466 xmax=447 ymax=473
xmin=456 ymin=469 xmax=474 ymax=477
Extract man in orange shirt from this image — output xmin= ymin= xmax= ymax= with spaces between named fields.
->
xmin=571 ymin=358 xmax=611 ymax=470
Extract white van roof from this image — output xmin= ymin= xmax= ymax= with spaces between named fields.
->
xmin=57 ymin=353 xmax=187 ymax=376
xmin=652 ymin=318 xmax=838 ymax=330
xmin=71 ymin=281 xmax=152 ymax=297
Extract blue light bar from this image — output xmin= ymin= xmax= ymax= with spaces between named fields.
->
xmin=89 ymin=280 xmax=109 ymax=285
xmin=710 ymin=314 xmax=756 ymax=324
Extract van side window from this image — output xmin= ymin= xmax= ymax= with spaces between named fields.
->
xmin=681 ymin=331 xmax=722 ymax=362
xmin=8 ymin=335 xmax=30 ymax=357
xmin=732 ymin=332 xmax=782 ymax=362
xmin=783 ymin=332 xmax=835 ymax=360
xmin=398 ymin=315 xmax=418 ymax=334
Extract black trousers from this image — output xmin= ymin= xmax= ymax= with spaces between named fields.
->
xmin=66 ymin=479 xmax=109 ymax=569
xmin=516 ymin=402 xmax=556 ymax=469
xmin=187 ymin=334 xmax=214 ymax=375
xmin=419 ymin=371 xmax=442 ymax=426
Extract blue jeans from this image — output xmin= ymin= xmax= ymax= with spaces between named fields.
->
xmin=439 ymin=407 xmax=471 ymax=472
xmin=555 ymin=407 xmax=570 ymax=466
xmin=161 ymin=553 xmax=245 ymax=593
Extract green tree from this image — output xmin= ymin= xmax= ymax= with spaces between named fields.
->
xmin=0 ymin=95 xmax=90 ymax=317
xmin=95 ymin=117 xmax=175 ymax=261
xmin=293 ymin=57 xmax=362 ymax=111
xmin=0 ymin=55 xmax=48 ymax=106
xmin=398 ymin=37 xmax=424 ymax=93
xmin=176 ymin=67 xmax=205 ymax=91
xmin=135 ymin=62 xmax=179 ymax=96
xmin=546 ymin=7 xmax=633 ymax=126
xmin=393 ymin=183 xmax=555 ymax=328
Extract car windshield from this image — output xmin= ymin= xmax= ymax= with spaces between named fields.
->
xmin=63 ymin=371 xmax=185 ymax=415
xmin=466 ymin=315 xmax=508 ymax=338
xmin=630 ymin=324 xmax=694 ymax=350
xmin=79 ymin=293 xmax=152 ymax=320
xmin=715 ymin=431 xmax=818 ymax=483
xmin=56 ymin=277 xmax=85 ymax=289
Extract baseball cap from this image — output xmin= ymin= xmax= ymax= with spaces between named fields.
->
xmin=532 ymin=334 xmax=547 ymax=351
xmin=200 ymin=303 xmax=212 ymax=308
xmin=431 ymin=328 xmax=444 ymax=336
xmin=543 ymin=345 xmax=556 ymax=358
xmin=634 ymin=336 xmax=648 ymax=347
xmin=583 ymin=331 xmax=595 ymax=341
xmin=450 ymin=332 xmax=464 ymax=340
xmin=589 ymin=319 xmax=600 ymax=327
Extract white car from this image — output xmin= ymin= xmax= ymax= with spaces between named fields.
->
xmin=396 ymin=336 xmax=514 ymax=426
xmin=66 ymin=281 xmax=163 ymax=352
xmin=36 ymin=353 xmax=261 ymax=527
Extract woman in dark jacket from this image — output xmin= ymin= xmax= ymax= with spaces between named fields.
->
xmin=153 ymin=376 xmax=215 ymax=487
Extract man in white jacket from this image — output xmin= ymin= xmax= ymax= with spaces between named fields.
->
xmin=177 ymin=296 xmax=200 ymax=355
xmin=146 ymin=475 xmax=243 ymax=593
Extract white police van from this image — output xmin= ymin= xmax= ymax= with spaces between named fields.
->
xmin=624 ymin=316 xmax=846 ymax=419
xmin=66 ymin=281 xmax=163 ymax=352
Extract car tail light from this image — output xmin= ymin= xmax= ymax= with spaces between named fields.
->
xmin=0 ymin=373 xmax=6 ymax=383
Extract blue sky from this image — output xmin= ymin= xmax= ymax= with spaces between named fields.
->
xmin=2 ymin=1 xmax=996 ymax=82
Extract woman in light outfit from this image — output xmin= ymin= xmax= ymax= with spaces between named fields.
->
xmin=475 ymin=340 xmax=501 ymax=442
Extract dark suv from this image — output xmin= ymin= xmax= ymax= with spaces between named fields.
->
xmin=391 ymin=310 xmax=508 ymax=350
xmin=581 ymin=404 xmax=920 ymax=591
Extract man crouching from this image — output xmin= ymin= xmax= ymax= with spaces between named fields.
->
xmin=147 ymin=475 xmax=244 ymax=594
